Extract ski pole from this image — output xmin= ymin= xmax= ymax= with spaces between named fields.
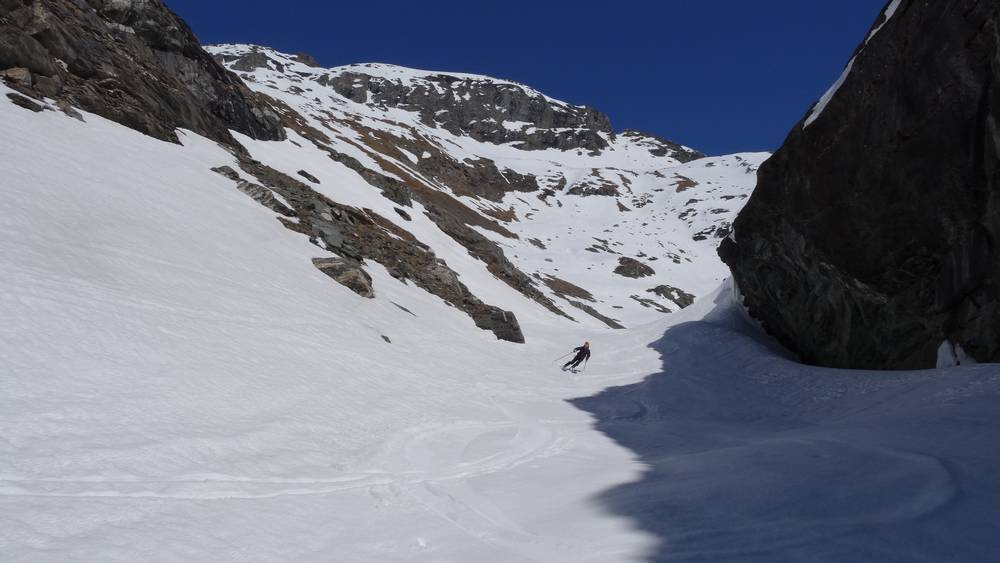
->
xmin=582 ymin=358 xmax=589 ymax=372
xmin=552 ymin=351 xmax=573 ymax=363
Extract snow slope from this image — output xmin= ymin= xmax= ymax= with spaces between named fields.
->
xmin=575 ymin=282 xmax=1000 ymax=561
xmin=3 ymin=53 xmax=1000 ymax=563
xmin=0 ymin=84 xmax=651 ymax=560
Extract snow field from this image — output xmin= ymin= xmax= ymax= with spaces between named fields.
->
xmin=0 ymin=85 xmax=657 ymax=560
xmin=4 ymin=39 xmax=1000 ymax=562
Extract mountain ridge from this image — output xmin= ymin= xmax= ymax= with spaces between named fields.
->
xmin=0 ymin=0 xmax=765 ymax=344
xmin=198 ymin=42 xmax=763 ymax=338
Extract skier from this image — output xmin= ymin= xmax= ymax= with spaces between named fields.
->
xmin=562 ymin=341 xmax=591 ymax=371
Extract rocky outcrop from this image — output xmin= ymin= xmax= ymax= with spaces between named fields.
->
xmin=324 ymin=69 xmax=613 ymax=152
xmin=5 ymin=90 xmax=41 ymax=111
xmin=236 ymin=94 xmax=570 ymax=322
xmin=469 ymin=307 xmax=523 ymax=343
xmin=312 ymin=257 xmax=374 ymax=298
xmin=542 ymin=275 xmax=594 ymax=302
xmin=291 ymin=52 xmax=320 ymax=67
xmin=297 ymin=170 xmax=320 ymax=184
xmin=335 ymin=119 xmax=540 ymax=202
xmin=0 ymin=0 xmax=284 ymax=145
xmin=235 ymin=180 xmax=296 ymax=217
xmin=720 ymin=0 xmax=1000 ymax=368
xmin=647 ymin=284 xmax=695 ymax=309
xmin=614 ymin=257 xmax=655 ymax=278
xmin=630 ymin=295 xmax=671 ymax=313
xmin=229 ymin=158 xmax=525 ymax=343
xmin=425 ymin=204 xmax=570 ymax=320
xmin=620 ymin=130 xmax=704 ymax=163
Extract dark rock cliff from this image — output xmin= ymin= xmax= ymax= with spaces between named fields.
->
xmin=0 ymin=0 xmax=284 ymax=144
xmin=720 ymin=0 xmax=1000 ymax=369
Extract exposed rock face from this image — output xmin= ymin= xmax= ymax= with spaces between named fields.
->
xmin=567 ymin=172 xmax=620 ymax=197
xmin=5 ymin=90 xmax=41 ymax=111
xmin=614 ymin=257 xmax=655 ymax=278
xmin=563 ymin=299 xmax=624 ymax=330
xmin=229 ymin=50 xmax=272 ymax=72
xmin=425 ymin=204 xmax=569 ymax=320
xmin=235 ymin=180 xmax=295 ymax=217
xmin=720 ymin=0 xmax=1000 ymax=368
xmin=0 ymin=0 xmax=284 ymax=144
xmin=620 ymin=130 xmax=704 ymax=163
xmin=542 ymin=275 xmax=594 ymax=302
xmin=323 ymin=68 xmax=614 ymax=152
xmin=290 ymin=52 xmax=320 ymax=67
xmin=297 ymin=170 xmax=320 ymax=184
xmin=228 ymin=158 xmax=525 ymax=343
xmin=647 ymin=284 xmax=695 ymax=309
xmin=469 ymin=307 xmax=523 ymax=343
xmin=630 ymin=295 xmax=671 ymax=313
xmin=312 ymin=257 xmax=374 ymax=298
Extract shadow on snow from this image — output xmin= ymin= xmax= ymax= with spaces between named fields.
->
xmin=569 ymin=289 xmax=1000 ymax=562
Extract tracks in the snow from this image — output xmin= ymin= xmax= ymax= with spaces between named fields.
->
xmin=0 ymin=402 xmax=574 ymax=502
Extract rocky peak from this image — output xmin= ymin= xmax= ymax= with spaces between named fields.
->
xmin=720 ymin=0 xmax=1000 ymax=368
xmin=212 ymin=45 xmax=628 ymax=153
xmin=619 ymin=130 xmax=704 ymax=163
xmin=186 ymin=42 xmax=756 ymax=336
xmin=0 ymin=0 xmax=284 ymax=145
xmin=212 ymin=44 xmax=703 ymax=161
xmin=323 ymin=64 xmax=614 ymax=152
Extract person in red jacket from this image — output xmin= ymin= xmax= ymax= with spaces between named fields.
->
xmin=563 ymin=341 xmax=591 ymax=371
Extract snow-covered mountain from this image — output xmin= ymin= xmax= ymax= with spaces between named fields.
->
xmin=201 ymin=43 xmax=767 ymax=336
xmin=3 ymin=1 xmax=1000 ymax=561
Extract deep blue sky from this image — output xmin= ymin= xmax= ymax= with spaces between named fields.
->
xmin=167 ymin=1 xmax=886 ymax=156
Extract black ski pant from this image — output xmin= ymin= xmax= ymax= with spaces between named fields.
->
xmin=564 ymin=354 xmax=586 ymax=369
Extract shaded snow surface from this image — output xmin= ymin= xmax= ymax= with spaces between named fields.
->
xmin=2 ymin=85 xmax=1000 ymax=562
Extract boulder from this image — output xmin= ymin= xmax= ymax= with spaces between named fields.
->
xmin=6 ymin=91 xmax=43 ymax=111
xmin=312 ymin=257 xmax=374 ymax=299
xmin=235 ymin=181 xmax=295 ymax=217
xmin=0 ymin=30 xmax=57 ymax=76
xmin=33 ymin=73 xmax=61 ymax=97
xmin=297 ymin=170 xmax=320 ymax=184
xmin=470 ymin=305 xmax=525 ymax=343
xmin=1 ymin=66 xmax=32 ymax=89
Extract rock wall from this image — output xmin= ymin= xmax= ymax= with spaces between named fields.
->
xmin=0 ymin=0 xmax=284 ymax=144
xmin=720 ymin=0 xmax=1000 ymax=368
